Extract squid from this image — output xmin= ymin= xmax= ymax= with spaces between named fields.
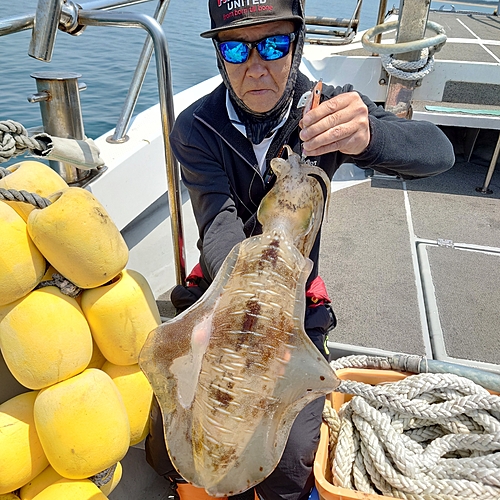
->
xmin=139 ymin=146 xmax=339 ymax=497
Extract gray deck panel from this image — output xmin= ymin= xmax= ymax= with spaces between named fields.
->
xmin=334 ymin=11 xmax=500 ymax=62
xmin=406 ymin=160 xmax=500 ymax=247
xmin=109 ymin=447 xmax=170 ymax=500
xmin=320 ymin=179 xmax=426 ymax=355
xmin=463 ymin=13 xmax=500 ymax=39
xmin=435 ymin=42 xmax=499 ymax=63
xmin=425 ymin=245 xmax=500 ymax=365
xmin=488 ymin=44 xmax=500 ymax=59
xmin=431 ymin=12 xmax=500 ymax=40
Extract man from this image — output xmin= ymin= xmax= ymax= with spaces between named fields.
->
xmin=146 ymin=1 xmax=455 ymax=499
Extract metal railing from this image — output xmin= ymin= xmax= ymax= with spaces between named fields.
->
xmin=0 ymin=0 xmax=187 ymax=285
xmin=78 ymin=7 xmax=186 ymax=285
xmin=107 ymin=0 xmax=171 ymax=143
xmin=0 ymin=0 xmax=152 ymax=36
xmin=304 ymin=0 xmax=363 ymax=45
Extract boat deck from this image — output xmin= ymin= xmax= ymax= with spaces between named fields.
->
xmin=341 ymin=10 xmax=500 ymax=66
xmin=321 ymin=147 xmax=500 ymax=373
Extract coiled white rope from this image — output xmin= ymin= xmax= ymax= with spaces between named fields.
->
xmin=361 ymin=19 xmax=447 ymax=81
xmin=381 ymin=48 xmax=435 ymax=81
xmin=324 ymin=366 xmax=500 ymax=498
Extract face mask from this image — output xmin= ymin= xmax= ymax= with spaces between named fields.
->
xmin=216 ymin=22 xmax=305 ymax=145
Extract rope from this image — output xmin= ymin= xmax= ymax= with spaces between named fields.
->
xmin=380 ymin=48 xmax=435 ymax=81
xmin=330 ymin=353 xmax=428 ymax=374
xmin=89 ymin=463 xmax=117 ymax=487
xmin=361 ymin=20 xmax=447 ymax=55
xmin=0 ymin=187 xmax=51 ymax=209
xmin=323 ymin=370 xmax=500 ymax=498
xmin=0 ymin=120 xmax=46 ymax=163
xmin=35 ymin=272 xmax=82 ymax=298
xmin=0 ymin=166 xmax=12 ymax=179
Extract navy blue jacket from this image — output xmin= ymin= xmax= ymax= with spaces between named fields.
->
xmin=170 ymin=72 xmax=454 ymax=285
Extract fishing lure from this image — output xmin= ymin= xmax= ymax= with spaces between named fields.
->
xmin=297 ymin=79 xmax=323 ymax=159
xmin=298 ymin=79 xmax=323 ymax=117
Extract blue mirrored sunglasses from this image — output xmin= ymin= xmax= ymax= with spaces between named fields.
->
xmin=217 ymin=33 xmax=296 ymax=64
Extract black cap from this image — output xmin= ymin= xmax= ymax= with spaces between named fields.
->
xmin=201 ymin=0 xmax=304 ymax=39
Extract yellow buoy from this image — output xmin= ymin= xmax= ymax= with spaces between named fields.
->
xmin=0 ymin=391 xmax=49 ymax=495
xmin=0 ymin=201 xmax=46 ymax=307
xmin=81 ymin=269 xmax=160 ymax=365
xmin=20 ymin=462 xmax=121 ymax=499
xmin=99 ymin=462 xmax=122 ymax=496
xmin=19 ymin=465 xmax=63 ymax=500
xmin=86 ymin=339 xmax=107 ymax=369
xmin=0 ymin=287 xmax=93 ymax=390
xmin=102 ymin=362 xmax=153 ymax=445
xmin=34 ymin=369 xmax=130 ymax=479
xmin=30 ymin=478 xmax=108 ymax=499
xmin=27 ymin=187 xmax=129 ymax=289
xmin=0 ymin=161 xmax=68 ymax=221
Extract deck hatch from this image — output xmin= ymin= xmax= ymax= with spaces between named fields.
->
xmin=418 ymin=242 xmax=500 ymax=371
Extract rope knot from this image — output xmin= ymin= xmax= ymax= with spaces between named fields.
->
xmin=35 ymin=272 xmax=82 ymax=298
xmin=89 ymin=463 xmax=118 ymax=487
xmin=381 ymin=48 xmax=435 ymax=81
xmin=0 ymin=120 xmax=44 ymax=163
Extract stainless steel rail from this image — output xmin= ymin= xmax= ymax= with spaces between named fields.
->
xmin=0 ymin=0 xmax=187 ymax=285
xmin=77 ymin=8 xmax=186 ymax=285
xmin=0 ymin=0 xmax=152 ymax=36
xmin=108 ymin=0 xmax=171 ymax=143
xmin=29 ymin=0 xmax=64 ymax=61
xmin=304 ymin=0 xmax=362 ymax=45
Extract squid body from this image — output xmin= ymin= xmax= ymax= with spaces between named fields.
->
xmin=139 ymin=146 xmax=339 ymax=497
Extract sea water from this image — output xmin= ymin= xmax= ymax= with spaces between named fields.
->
xmin=0 ymin=0 xmax=496 ymax=143
xmin=0 ymin=0 xmax=382 ymax=142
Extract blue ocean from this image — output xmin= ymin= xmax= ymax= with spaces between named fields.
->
xmin=0 ymin=0 xmax=495 ymax=143
xmin=0 ymin=0 xmax=383 ymax=140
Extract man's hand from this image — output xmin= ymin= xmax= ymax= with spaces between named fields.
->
xmin=299 ymin=92 xmax=370 ymax=157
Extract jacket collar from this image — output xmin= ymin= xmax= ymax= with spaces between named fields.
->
xmin=191 ymin=73 xmax=315 ymax=167
xmin=193 ymin=83 xmax=258 ymax=169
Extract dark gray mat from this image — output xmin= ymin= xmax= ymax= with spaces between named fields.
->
xmin=405 ymin=159 xmax=500 ymax=247
xmin=320 ymin=179 xmax=426 ymax=355
xmin=426 ymin=245 xmax=500 ymax=365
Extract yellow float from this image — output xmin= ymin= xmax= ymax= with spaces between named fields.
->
xmin=0 ymin=201 xmax=46 ymax=307
xmin=27 ymin=187 xmax=129 ymax=289
xmin=81 ymin=269 xmax=160 ymax=365
xmin=87 ymin=339 xmax=107 ymax=369
xmin=102 ymin=361 xmax=153 ymax=445
xmin=19 ymin=465 xmax=63 ymax=500
xmin=19 ymin=462 xmax=122 ymax=499
xmin=99 ymin=462 xmax=122 ymax=496
xmin=0 ymin=391 xmax=49 ymax=495
xmin=0 ymin=287 xmax=93 ymax=390
xmin=33 ymin=368 xmax=130 ymax=479
xmin=30 ymin=478 xmax=108 ymax=499
xmin=0 ymin=161 xmax=68 ymax=221
xmin=18 ymin=462 xmax=123 ymax=500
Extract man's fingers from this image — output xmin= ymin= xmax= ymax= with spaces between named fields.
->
xmin=301 ymin=96 xmax=341 ymax=128
xmin=300 ymin=92 xmax=370 ymax=156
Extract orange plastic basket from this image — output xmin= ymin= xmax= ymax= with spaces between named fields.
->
xmin=314 ymin=368 xmax=410 ymax=500
xmin=177 ymin=483 xmax=224 ymax=499
xmin=177 ymin=483 xmax=259 ymax=499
